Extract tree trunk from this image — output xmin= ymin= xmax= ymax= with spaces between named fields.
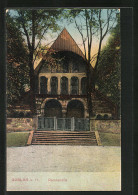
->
xmin=86 ymin=62 xmax=94 ymax=118
xmin=29 ymin=52 xmax=36 ymax=115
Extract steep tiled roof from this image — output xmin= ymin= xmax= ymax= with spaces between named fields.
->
xmin=35 ymin=28 xmax=85 ymax=74
xmin=51 ymin=28 xmax=85 ymax=59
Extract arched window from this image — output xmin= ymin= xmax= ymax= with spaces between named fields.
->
xmin=81 ymin=77 xmax=87 ymax=95
xmin=61 ymin=77 xmax=68 ymax=95
xmin=51 ymin=77 xmax=58 ymax=95
xmin=40 ymin=76 xmax=47 ymax=94
xmin=71 ymin=77 xmax=79 ymax=95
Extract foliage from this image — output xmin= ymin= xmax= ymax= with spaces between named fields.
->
xmin=66 ymin=9 xmax=119 ymax=65
xmin=10 ymin=9 xmax=63 ymax=65
xmin=64 ymin=9 xmax=119 ymax=117
xmin=7 ymin=132 xmax=29 ymax=147
xmin=6 ymin=14 xmax=29 ymax=106
xmin=99 ymin=132 xmax=121 ymax=146
xmin=7 ymin=9 xmax=63 ymax=114
xmin=96 ymin=15 xmax=121 ymax=108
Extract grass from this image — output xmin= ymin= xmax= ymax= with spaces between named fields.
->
xmin=7 ymin=132 xmax=29 ymax=147
xmin=99 ymin=132 xmax=121 ymax=146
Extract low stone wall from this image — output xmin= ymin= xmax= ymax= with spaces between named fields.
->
xmin=7 ymin=118 xmax=121 ymax=133
xmin=90 ymin=120 xmax=121 ymax=134
xmin=6 ymin=118 xmax=38 ymax=132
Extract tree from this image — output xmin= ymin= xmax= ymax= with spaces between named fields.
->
xmin=65 ymin=9 xmax=119 ymax=117
xmin=96 ymin=14 xmax=121 ymax=114
xmin=8 ymin=9 xmax=63 ymax=114
xmin=6 ymin=14 xmax=29 ymax=107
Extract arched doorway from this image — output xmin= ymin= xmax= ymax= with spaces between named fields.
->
xmin=44 ymin=99 xmax=62 ymax=117
xmin=67 ymin=100 xmax=84 ymax=118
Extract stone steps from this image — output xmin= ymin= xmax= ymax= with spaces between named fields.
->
xmin=32 ymin=131 xmax=98 ymax=146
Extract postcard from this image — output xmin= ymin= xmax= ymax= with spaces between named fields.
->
xmin=6 ymin=8 xmax=121 ymax=191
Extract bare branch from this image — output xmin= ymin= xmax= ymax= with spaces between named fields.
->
xmin=34 ymin=26 xmax=49 ymax=51
xmin=19 ymin=11 xmax=31 ymax=50
xmin=33 ymin=39 xmax=55 ymax=63
xmin=74 ymin=19 xmax=87 ymax=59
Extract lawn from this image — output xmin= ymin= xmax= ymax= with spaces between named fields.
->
xmin=7 ymin=132 xmax=29 ymax=147
xmin=99 ymin=132 xmax=121 ymax=146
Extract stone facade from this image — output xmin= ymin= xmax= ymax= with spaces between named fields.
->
xmin=35 ymin=29 xmax=90 ymax=118
xmin=34 ymin=28 xmax=116 ymax=119
xmin=7 ymin=118 xmax=121 ymax=133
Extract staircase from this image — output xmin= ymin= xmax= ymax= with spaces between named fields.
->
xmin=31 ymin=131 xmax=98 ymax=146
xmin=93 ymin=100 xmax=112 ymax=113
xmin=91 ymin=90 xmax=117 ymax=118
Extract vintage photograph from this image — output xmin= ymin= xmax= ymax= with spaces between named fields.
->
xmin=6 ymin=8 xmax=121 ymax=191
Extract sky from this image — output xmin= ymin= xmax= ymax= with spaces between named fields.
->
xmin=41 ymin=9 xmax=118 ymax=55
xmin=7 ymin=8 xmax=120 ymax=68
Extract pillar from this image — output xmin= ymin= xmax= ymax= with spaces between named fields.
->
xmin=62 ymin=109 xmax=67 ymax=118
xmin=47 ymin=77 xmax=50 ymax=94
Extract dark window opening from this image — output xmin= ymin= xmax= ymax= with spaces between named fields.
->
xmin=81 ymin=77 xmax=87 ymax=95
xmin=51 ymin=77 xmax=58 ymax=95
xmin=71 ymin=77 xmax=79 ymax=95
xmin=40 ymin=76 xmax=47 ymax=94
xmin=61 ymin=77 xmax=68 ymax=95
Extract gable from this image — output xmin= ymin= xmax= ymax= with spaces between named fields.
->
xmin=35 ymin=28 xmax=86 ymax=75
xmin=51 ymin=28 xmax=85 ymax=59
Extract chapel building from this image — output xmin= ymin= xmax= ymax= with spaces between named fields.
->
xmin=34 ymin=28 xmax=117 ymax=122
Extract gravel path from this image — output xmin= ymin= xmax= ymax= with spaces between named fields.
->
xmin=7 ymin=145 xmax=121 ymax=172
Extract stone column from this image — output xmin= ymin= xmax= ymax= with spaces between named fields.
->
xmin=41 ymin=108 xmax=45 ymax=116
xmin=62 ymin=109 xmax=67 ymax=118
xmin=62 ymin=101 xmax=67 ymax=118
xmin=58 ymin=77 xmax=61 ymax=95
